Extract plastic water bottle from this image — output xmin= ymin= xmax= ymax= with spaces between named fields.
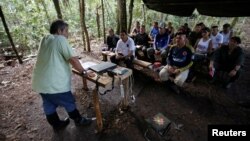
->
xmin=120 ymin=84 xmax=125 ymax=98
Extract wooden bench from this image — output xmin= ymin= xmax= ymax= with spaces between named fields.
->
xmin=133 ymin=59 xmax=152 ymax=68
xmin=101 ymin=51 xmax=115 ymax=61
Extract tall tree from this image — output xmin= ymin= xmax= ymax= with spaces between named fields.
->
xmin=53 ymin=0 xmax=63 ymax=19
xmin=116 ymin=6 xmax=120 ymax=34
xmin=128 ymin=0 xmax=134 ymax=33
xmin=0 ymin=6 xmax=23 ymax=64
xmin=79 ymin=0 xmax=86 ymax=51
xmin=118 ymin=0 xmax=127 ymax=33
xmin=79 ymin=0 xmax=91 ymax=52
xmin=96 ymin=6 xmax=101 ymax=38
xmin=101 ymin=0 xmax=106 ymax=43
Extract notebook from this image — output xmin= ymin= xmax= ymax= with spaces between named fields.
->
xmin=88 ymin=62 xmax=117 ymax=73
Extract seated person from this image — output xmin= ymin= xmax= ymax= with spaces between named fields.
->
xmin=130 ymin=21 xmax=140 ymax=39
xmin=149 ymin=21 xmax=159 ymax=41
xmin=210 ymin=25 xmax=223 ymax=51
xmin=209 ymin=36 xmax=244 ymax=89
xmin=147 ymin=22 xmax=170 ymax=65
xmin=159 ymin=32 xmax=193 ymax=93
xmin=186 ymin=27 xmax=212 ymax=82
xmin=188 ymin=23 xmax=202 ymax=47
xmin=193 ymin=27 xmax=213 ymax=62
xmin=220 ymin=23 xmax=233 ymax=46
xmin=110 ymin=30 xmax=135 ymax=69
xmin=134 ymin=25 xmax=151 ymax=60
xmin=102 ymin=28 xmax=119 ymax=52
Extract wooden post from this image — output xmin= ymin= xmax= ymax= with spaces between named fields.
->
xmin=0 ymin=6 xmax=23 ymax=64
xmin=82 ymin=77 xmax=89 ymax=91
xmin=92 ymin=88 xmax=103 ymax=132
xmin=122 ymin=77 xmax=130 ymax=107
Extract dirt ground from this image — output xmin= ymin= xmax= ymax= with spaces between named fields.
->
xmin=1 ymin=25 xmax=250 ymax=141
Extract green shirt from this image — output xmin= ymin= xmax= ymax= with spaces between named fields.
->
xmin=32 ymin=34 xmax=74 ymax=94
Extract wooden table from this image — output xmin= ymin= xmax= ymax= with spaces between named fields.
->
xmin=72 ymin=66 xmax=132 ymax=132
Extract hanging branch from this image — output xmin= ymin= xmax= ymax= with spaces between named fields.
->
xmin=53 ymin=0 xmax=63 ymax=19
xmin=0 ymin=6 xmax=23 ymax=64
xmin=101 ymin=0 xmax=106 ymax=43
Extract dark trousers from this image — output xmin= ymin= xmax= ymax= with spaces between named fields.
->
xmin=135 ymin=46 xmax=149 ymax=61
xmin=214 ymin=63 xmax=241 ymax=83
xmin=110 ymin=55 xmax=134 ymax=69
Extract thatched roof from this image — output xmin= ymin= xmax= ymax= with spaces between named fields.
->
xmin=143 ymin=0 xmax=250 ymax=17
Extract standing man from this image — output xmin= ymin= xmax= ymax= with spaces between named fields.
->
xmin=32 ymin=20 xmax=92 ymax=130
xmin=159 ymin=32 xmax=193 ymax=93
xmin=110 ymin=30 xmax=135 ymax=69
xmin=209 ymin=36 xmax=244 ymax=88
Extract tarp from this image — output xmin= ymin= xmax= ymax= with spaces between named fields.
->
xmin=143 ymin=0 xmax=250 ymax=17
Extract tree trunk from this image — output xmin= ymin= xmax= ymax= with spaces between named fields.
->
xmin=0 ymin=6 xmax=23 ymax=64
xmin=116 ymin=6 xmax=120 ymax=34
xmin=127 ymin=0 xmax=134 ymax=33
xmin=142 ymin=3 xmax=146 ymax=23
xmin=80 ymin=0 xmax=91 ymax=52
xmin=231 ymin=17 xmax=239 ymax=29
xmin=79 ymin=0 xmax=86 ymax=51
xmin=118 ymin=0 xmax=127 ymax=33
xmin=101 ymin=0 xmax=106 ymax=43
xmin=96 ymin=6 xmax=101 ymax=38
xmin=53 ymin=0 xmax=63 ymax=19
xmin=41 ymin=0 xmax=51 ymax=24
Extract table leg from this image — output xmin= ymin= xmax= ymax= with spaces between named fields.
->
xmin=93 ymin=88 xmax=103 ymax=132
xmin=122 ymin=77 xmax=130 ymax=107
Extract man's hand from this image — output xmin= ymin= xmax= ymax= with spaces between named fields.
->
xmin=116 ymin=54 xmax=124 ymax=59
xmin=167 ymin=66 xmax=175 ymax=74
xmin=173 ymin=69 xmax=180 ymax=75
xmin=155 ymin=50 xmax=161 ymax=55
xmin=229 ymin=69 xmax=237 ymax=77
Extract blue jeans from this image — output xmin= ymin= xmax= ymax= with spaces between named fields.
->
xmin=40 ymin=91 xmax=76 ymax=115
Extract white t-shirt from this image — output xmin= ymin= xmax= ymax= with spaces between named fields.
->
xmin=221 ymin=31 xmax=232 ymax=45
xmin=116 ymin=37 xmax=135 ymax=56
xmin=196 ymin=38 xmax=211 ymax=54
xmin=210 ymin=33 xmax=223 ymax=49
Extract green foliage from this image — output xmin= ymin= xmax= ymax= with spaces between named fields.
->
xmin=0 ymin=0 xmax=245 ymax=54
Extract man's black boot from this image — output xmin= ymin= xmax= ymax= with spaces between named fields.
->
xmin=46 ymin=112 xmax=70 ymax=130
xmin=68 ymin=109 xmax=92 ymax=126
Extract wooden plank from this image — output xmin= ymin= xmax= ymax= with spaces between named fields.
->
xmin=0 ymin=64 xmax=4 ymax=69
xmin=133 ymin=59 xmax=152 ymax=68
xmin=101 ymin=51 xmax=116 ymax=56
xmin=72 ymin=69 xmax=112 ymax=87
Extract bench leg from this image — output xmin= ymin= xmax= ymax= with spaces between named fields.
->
xmin=102 ymin=54 xmax=107 ymax=61
xmin=93 ymin=88 xmax=103 ymax=132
